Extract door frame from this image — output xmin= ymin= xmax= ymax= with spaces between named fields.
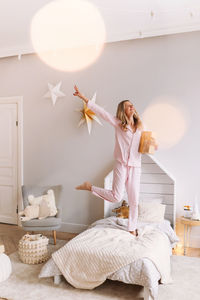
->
xmin=0 ymin=96 xmax=23 ymax=225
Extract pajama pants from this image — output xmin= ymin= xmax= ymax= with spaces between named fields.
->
xmin=91 ymin=160 xmax=142 ymax=231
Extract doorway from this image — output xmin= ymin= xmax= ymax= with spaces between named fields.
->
xmin=0 ymin=97 xmax=23 ymax=224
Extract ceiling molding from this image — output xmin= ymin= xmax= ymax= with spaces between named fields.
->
xmin=1 ymin=0 xmax=200 ymax=59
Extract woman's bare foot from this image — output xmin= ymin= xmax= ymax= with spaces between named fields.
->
xmin=129 ymin=229 xmax=138 ymax=236
xmin=75 ymin=181 xmax=92 ymax=191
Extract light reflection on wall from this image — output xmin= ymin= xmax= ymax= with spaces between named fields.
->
xmin=142 ymin=99 xmax=189 ymax=149
xmin=30 ymin=0 xmax=106 ymax=72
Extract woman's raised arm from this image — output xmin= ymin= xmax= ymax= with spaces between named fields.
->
xmin=73 ymin=85 xmax=118 ymax=127
xmin=73 ymin=85 xmax=89 ymax=104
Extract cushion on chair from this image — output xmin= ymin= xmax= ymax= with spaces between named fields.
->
xmin=21 ymin=216 xmax=61 ymax=227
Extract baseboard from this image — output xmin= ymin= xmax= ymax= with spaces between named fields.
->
xmin=60 ymin=222 xmax=88 ymax=233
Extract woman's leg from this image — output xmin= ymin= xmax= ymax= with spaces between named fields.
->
xmin=77 ymin=161 xmax=127 ymax=203
xmin=125 ymin=167 xmax=141 ymax=232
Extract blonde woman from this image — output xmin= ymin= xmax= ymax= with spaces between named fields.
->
xmin=73 ymin=85 xmax=158 ymax=236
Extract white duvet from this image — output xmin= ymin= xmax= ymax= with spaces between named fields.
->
xmin=52 ymin=218 xmax=174 ymax=290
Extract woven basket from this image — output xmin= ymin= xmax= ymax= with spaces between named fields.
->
xmin=18 ymin=234 xmax=49 ymax=264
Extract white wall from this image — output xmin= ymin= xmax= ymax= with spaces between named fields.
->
xmin=0 ymin=30 xmax=200 ymax=245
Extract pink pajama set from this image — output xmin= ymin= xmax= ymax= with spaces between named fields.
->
xmin=87 ymin=100 xmax=142 ymax=232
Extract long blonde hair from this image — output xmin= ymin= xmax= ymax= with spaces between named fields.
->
xmin=116 ymin=100 xmax=143 ymax=131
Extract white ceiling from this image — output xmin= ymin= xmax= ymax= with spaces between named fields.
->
xmin=1 ymin=0 xmax=200 ymax=58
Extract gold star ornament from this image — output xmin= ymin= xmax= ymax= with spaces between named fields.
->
xmin=76 ymin=92 xmax=102 ymax=134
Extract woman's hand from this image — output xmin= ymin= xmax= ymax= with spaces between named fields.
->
xmin=73 ymin=85 xmax=81 ymax=97
xmin=73 ymin=85 xmax=89 ymax=104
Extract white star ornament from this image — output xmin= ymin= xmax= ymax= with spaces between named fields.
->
xmin=44 ymin=82 xmax=65 ymax=106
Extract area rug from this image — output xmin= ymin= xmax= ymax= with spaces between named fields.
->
xmin=0 ymin=240 xmax=200 ymax=300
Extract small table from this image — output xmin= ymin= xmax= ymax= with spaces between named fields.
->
xmin=180 ymin=216 xmax=200 ymax=255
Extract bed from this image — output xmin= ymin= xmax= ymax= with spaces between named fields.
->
xmin=39 ymin=155 xmax=179 ymax=300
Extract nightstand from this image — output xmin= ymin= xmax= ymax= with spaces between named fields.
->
xmin=180 ymin=216 xmax=200 ymax=255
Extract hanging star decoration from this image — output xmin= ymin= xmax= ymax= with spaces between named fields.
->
xmin=76 ymin=92 xmax=102 ymax=134
xmin=44 ymin=81 xmax=65 ymax=106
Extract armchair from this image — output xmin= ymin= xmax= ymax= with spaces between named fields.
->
xmin=21 ymin=185 xmax=62 ymax=245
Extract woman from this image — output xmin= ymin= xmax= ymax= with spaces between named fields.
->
xmin=73 ymin=85 xmax=158 ymax=236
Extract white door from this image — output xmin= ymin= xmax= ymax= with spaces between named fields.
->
xmin=0 ymin=103 xmax=18 ymax=224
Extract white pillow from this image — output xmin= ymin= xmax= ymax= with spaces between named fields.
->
xmin=28 ymin=189 xmax=57 ymax=218
xmin=116 ymin=218 xmax=128 ymax=227
xmin=39 ymin=199 xmax=51 ymax=219
xmin=42 ymin=190 xmax=57 ymax=217
xmin=138 ymin=201 xmax=166 ymax=223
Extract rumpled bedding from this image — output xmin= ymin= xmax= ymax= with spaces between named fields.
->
xmin=39 ymin=217 xmax=179 ymax=300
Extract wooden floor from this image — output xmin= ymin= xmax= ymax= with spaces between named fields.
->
xmin=0 ymin=221 xmax=199 ymax=257
xmin=0 ymin=223 xmax=76 ymax=255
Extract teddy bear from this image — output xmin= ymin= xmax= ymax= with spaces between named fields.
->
xmin=18 ymin=205 xmax=40 ymax=221
xmin=19 ymin=189 xmax=57 ymax=221
xmin=112 ymin=200 xmax=129 ymax=218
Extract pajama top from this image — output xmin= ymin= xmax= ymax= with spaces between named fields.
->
xmin=87 ymin=100 xmax=142 ymax=167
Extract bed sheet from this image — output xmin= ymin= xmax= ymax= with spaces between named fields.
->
xmin=89 ymin=216 xmax=179 ymax=249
